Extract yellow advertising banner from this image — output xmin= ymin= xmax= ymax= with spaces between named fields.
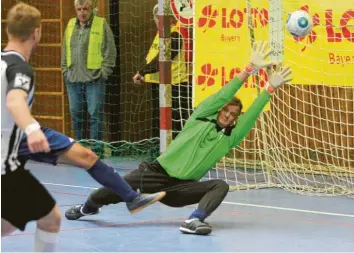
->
xmin=194 ymin=0 xmax=354 ymax=110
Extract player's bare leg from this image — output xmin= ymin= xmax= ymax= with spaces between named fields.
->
xmin=1 ymin=219 xmax=17 ymax=237
xmin=34 ymin=205 xmax=61 ymax=251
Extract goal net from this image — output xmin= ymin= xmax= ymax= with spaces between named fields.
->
xmin=2 ymin=0 xmax=167 ymax=161
xmin=194 ymin=0 xmax=354 ymax=196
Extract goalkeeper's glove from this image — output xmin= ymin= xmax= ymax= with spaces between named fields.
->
xmin=265 ymin=62 xmax=292 ymax=94
xmin=244 ymin=41 xmax=274 ymax=75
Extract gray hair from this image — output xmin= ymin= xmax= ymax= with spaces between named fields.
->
xmin=74 ymin=0 xmax=93 ymax=6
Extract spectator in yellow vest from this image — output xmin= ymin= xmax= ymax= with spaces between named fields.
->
xmin=132 ymin=4 xmax=192 ymax=139
xmin=61 ymin=0 xmax=116 ymax=155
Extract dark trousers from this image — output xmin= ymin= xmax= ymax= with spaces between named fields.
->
xmin=152 ymin=82 xmax=193 ymax=139
xmin=87 ymin=161 xmax=229 ymax=217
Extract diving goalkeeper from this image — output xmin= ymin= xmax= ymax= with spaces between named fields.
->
xmin=65 ymin=41 xmax=292 ymax=235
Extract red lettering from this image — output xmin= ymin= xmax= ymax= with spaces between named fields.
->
xmin=199 ymin=6 xmax=267 ymax=29
xmin=259 ymin=8 xmax=268 ymax=27
xmin=197 ymin=64 xmax=271 ymax=89
xmin=229 ymin=68 xmax=240 ymax=80
xmin=243 ymin=69 xmax=268 ymax=88
xmin=341 ymin=10 xmax=354 ymax=42
xmin=229 ymin=9 xmax=243 ymax=28
xmin=221 ymin=66 xmax=227 ymax=86
xmin=326 ymin=10 xmax=342 ymax=42
xmin=251 ymin=8 xmax=259 ymax=28
xmin=222 ymin=8 xmax=229 ymax=28
xmin=258 ymin=69 xmax=268 ymax=88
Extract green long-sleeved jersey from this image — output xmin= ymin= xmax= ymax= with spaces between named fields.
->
xmin=157 ymin=77 xmax=272 ymax=181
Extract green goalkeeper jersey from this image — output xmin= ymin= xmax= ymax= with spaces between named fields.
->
xmin=157 ymin=76 xmax=272 ymax=181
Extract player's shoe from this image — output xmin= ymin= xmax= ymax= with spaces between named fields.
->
xmin=126 ymin=191 xmax=166 ymax=214
xmin=65 ymin=204 xmax=101 ymax=220
xmin=65 ymin=192 xmax=166 ymax=220
xmin=179 ymin=218 xmax=212 ymax=235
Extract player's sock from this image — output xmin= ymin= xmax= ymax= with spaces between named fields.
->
xmin=87 ymin=160 xmax=138 ymax=202
xmin=33 ymin=227 xmax=59 ymax=252
xmin=188 ymin=209 xmax=208 ymax=222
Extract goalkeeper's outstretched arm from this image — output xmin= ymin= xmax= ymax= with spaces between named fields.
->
xmin=229 ymin=63 xmax=293 ymax=148
xmin=192 ymin=41 xmax=275 ymax=119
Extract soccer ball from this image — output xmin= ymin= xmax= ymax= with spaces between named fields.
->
xmin=286 ymin=10 xmax=312 ymax=37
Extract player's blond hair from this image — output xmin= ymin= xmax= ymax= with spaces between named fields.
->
xmin=6 ymin=2 xmax=41 ymax=41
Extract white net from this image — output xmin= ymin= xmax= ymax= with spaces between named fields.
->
xmin=193 ymin=0 xmax=354 ymax=196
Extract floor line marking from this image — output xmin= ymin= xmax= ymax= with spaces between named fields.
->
xmin=42 ymin=182 xmax=354 ymax=218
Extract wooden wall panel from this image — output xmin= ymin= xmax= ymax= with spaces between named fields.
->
xmin=61 ymin=0 xmax=77 ymax=30
xmin=35 ymin=70 xmax=63 ymax=93
xmin=31 ymin=46 xmax=61 ymax=68
xmin=32 ymin=94 xmax=63 ymax=117
xmin=40 ymin=22 xmax=62 ymax=44
xmin=36 ymin=118 xmax=64 ymax=134
xmin=1 ymin=0 xmax=60 ymax=19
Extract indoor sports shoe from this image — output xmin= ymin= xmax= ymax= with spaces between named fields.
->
xmin=65 ymin=204 xmax=100 ymax=220
xmin=126 ymin=191 xmax=166 ymax=214
xmin=179 ymin=218 xmax=212 ymax=235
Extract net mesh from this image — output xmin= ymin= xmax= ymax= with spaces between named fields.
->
xmin=196 ymin=0 xmax=354 ymax=197
xmin=2 ymin=0 xmax=163 ymax=161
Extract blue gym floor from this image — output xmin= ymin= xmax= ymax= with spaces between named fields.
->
xmin=2 ymin=160 xmax=354 ymax=252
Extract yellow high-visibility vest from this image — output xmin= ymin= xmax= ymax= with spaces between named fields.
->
xmin=144 ymin=26 xmax=188 ymax=84
xmin=66 ymin=16 xmax=104 ymax=69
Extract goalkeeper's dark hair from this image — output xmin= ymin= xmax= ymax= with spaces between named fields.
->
xmin=227 ymin=97 xmax=243 ymax=112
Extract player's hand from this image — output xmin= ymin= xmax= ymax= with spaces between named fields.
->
xmin=133 ymin=72 xmax=145 ymax=85
xmin=27 ymin=129 xmax=50 ymax=153
xmin=245 ymin=41 xmax=274 ymax=75
xmin=265 ymin=62 xmax=292 ymax=94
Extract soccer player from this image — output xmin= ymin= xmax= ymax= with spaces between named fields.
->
xmin=65 ymin=41 xmax=292 ymax=235
xmin=2 ymin=3 xmax=61 ymax=251
xmin=2 ymin=1 xmax=165 ymax=238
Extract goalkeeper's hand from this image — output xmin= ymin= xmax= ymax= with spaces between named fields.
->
xmin=265 ymin=62 xmax=292 ymax=94
xmin=244 ymin=41 xmax=274 ymax=75
xmin=133 ymin=72 xmax=145 ymax=85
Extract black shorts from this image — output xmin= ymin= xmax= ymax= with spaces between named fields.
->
xmin=1 ymin=168 xmax=56 ymax=231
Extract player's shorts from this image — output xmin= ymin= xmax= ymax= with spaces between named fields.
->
xmin=18 ymin=127 xmax=75 ymax=165
xmin=1 ymin=167 xmax=56 ymax=231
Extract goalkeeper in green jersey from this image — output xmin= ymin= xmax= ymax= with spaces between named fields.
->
xmin=65 ymin=41 xmax=292 ymax=235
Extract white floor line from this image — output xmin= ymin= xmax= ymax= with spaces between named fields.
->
xmin=42 ymin=182 xmax=354 ymax=218
xmin=42 ymin=182 xmax=98 ymax=190
xmin=222 ymin=201 xmax=354 ymax=218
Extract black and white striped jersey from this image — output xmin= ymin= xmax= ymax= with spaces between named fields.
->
xmin=1 ymin=50 xmax=35 ymax=174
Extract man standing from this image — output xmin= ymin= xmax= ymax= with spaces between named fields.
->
xmin=61 ymin=0 xmax=116 ymax=154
